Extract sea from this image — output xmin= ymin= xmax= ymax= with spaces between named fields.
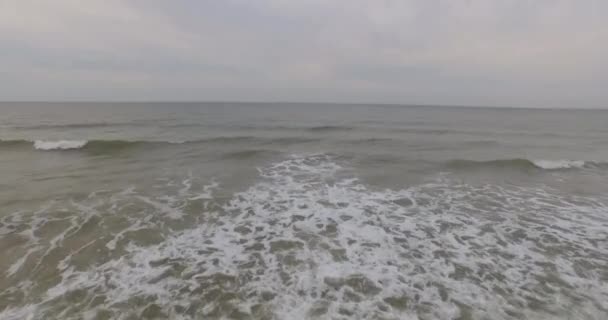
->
xmin=0 ymin=102 xmax=607 ymax=320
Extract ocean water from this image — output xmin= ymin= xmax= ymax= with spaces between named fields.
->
xmin=0 ymin=102 xmax=607 ymax=320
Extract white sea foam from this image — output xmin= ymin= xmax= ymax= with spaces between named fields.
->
xmin=33 ymin=140 xmax=88 ymax=150
xmin=0 ymin=305 xmax=36 ymax=320
xmin=532 ymin=159 xmax=586 ymax=169
xmin=6 ymin=247 xmax=39 ymax=277
xmin=1 ymin=154 xmax=607 ymax=319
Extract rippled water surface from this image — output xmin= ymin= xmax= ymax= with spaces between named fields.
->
xmin=1 ymin=102 xmax=607 ymax=319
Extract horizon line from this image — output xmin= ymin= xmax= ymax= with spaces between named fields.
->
xmin=0 ymin=100 xmax=606 ymax=110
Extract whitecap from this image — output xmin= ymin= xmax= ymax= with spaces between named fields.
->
xmin=33 ymin=140 xmax=88 ymax=150
xmin=532 ymin=159 xmax=586 ymax=169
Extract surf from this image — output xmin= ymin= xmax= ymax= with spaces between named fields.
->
xmin=446 ymin=158 xmax=599 ymax=170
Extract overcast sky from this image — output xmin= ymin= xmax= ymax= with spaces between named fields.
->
xmin=1 ymin=0 xmax=607 ymax=107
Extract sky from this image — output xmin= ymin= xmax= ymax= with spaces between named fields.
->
xmin=1 ymin=0 xmax=607 ymax=108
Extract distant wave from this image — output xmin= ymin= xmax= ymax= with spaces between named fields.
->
xmin=219 ymin=149 xmax=280 ymax=160
xmin=0 ymin=138 xmax=221 ymax=151
xmin=13 ymin=122 xmax=119 ymax=130
xmin=10 ymin=120 xmax=165 ymax=130
xmin=345 ymin=138 xmax=396 ymax=144
xmin=13 ymin=123 xmax=356 ymax=132
xmin=306 ymin=125 xmax=354 ymax=132
xmin=447 ymin=158 xmax=600 ymax=170
xmin=0 ymin=136 xmax=318 ymax=152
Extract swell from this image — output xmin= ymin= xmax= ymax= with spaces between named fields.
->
xmin=9 ymin=119 xmax=166 ymax=130
xmin=219 ymin=149 xmax=280 ymax=160
xmin=11 ymin=122 xmax=124 ymax=130
xmin=305 ymin=125 xmax=354 ymax=132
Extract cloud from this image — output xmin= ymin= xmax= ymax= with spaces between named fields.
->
xmin=0 ymin=0 xmax=607 ymax=107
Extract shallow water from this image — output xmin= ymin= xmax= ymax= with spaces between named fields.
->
xmin=1 ymin=102 xmax=607 ymax=319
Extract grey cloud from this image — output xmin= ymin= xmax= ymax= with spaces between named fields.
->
xmin=334 ymin=64 xmax=443 ymax=84
xmin=0 ymin=0 xmax=607 ymax=108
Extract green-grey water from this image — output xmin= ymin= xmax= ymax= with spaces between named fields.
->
xmin=1 ymin=102 xmax=607 ymax=319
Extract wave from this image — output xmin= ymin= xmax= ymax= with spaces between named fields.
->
xmin=4 ymin=154 xmax=606 ymax=319
xmin=12 ymin=122 xmax=119 ymax=130
xmin=0 ymin=136 xmax=317 ymax=152
xmin=219 ymin=149 xmax=280 ymax=160
xmin=531 ymin=159 xmax=587 ymax=169
xmin=447 ymin=158 xmax=601 ymax=171
xmin=344 ymin=137 xmax=397 ymax=145
xmin=0 ymin=139 xmax=179 ymax=152
xmin=33 ymin=140 xmax=88 ymax=150
xmin=10 ymin=119 xmax=168 ymax=130
xmin=306 ymin=125 xmax=354 ymax=132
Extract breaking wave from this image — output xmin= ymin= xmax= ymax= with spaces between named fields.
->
xmin=0 ymin=139 xmax=168 ymax=151
xmin=1 ymin=154 xmax=607 ymax=319
xmin=0 ymin=136 xmax=319 ymax=152
xmin=531 ymin=159 xmax=587 ymax=169
xmin=447 ymin=158 xmax=602 ymax=171
xmin=33 ymin=140 xmax=88 ymax=150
